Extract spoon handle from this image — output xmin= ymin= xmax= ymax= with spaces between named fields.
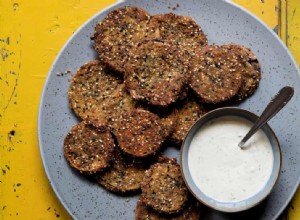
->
xmin=238 ymin=86 xmax=294 ymax=148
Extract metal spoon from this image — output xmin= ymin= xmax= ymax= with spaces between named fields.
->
xmin=238 ymin=86 xmax=294 ymax=148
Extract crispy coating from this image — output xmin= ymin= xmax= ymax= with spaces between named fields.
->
xmin=136 ymin=104 xmax=178 ymax=139
xmin=148 ymin=13 xmax=207 ymax=54
xmin=68 ymin=60 xmax=122 ymax=127
xmin=115 ymin=109 xmax=165 ymax=157
xmin=190 ymin=45 xmax=243 ymax=104
xmin=171 ymin=98 xmax=208 ymax=145
xmin=125 ymin=40 xmax=191 ymax=106
xmin=85 ymin=84 xmax=137 ymax=132
xmin=64 ymin=122 xmax=115 ymax=173
xmin=97 ymin=148 xmax=153 ymax=193
xmin=223 ymin=44 xmax=261 ymax=101
xmin=160 ymin=109 xmax=178 ymax=139
xmin=141 ymin=158 xmax=189 ymax=214
xmin=135 ymin=198 xmax=201 ymax=220
xmin=93 ymin=6 xmax=151 ymax=73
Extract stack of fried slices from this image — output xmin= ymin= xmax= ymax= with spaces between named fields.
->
xmin=64 ymin=6 xmax=261 ymax=219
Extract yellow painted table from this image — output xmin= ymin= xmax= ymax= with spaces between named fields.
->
xmin=1 ymin=0 xmax=299 ymax=219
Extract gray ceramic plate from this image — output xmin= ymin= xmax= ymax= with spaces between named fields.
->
xmin=38 ymin=0 xmax=300 ymax=219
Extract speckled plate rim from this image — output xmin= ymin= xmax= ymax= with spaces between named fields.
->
xmin=180 ymin=107 xmax=282 ymax=213
xmin=37 ymin=0 xmax=300 ymax=219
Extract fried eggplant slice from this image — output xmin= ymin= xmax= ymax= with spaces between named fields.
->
xmin=125 ymin=40 xmax=191 ymax=106
xmin=141 ymin=157 xmax=189 ymax=214
xmin=190 ymin=45 xmax=243 ymax=104
xmin=148 ymin=13 xmax=208 ymax=54
xmin=93 ymin=7 xmax=151 ymax=73
xmin=68 ymin=60 xmax=122 ymax=128
xmin=115 ymin=109 xmax=165 ymax=157
xmin=223 ymin=44 xmax=261 ymax=101
xmin=64 ymin=122 xmax=115 ymax=173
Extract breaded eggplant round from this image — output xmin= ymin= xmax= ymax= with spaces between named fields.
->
xmin=141 ymin=158 xmax=189 ymax=214
xmin=148 ymin=13 xmax=208 ymax=54
xmin=189 ymin=45 xmax=243 ymax=104
xmin=68 ymin=60 xmax=122 ymax=126
xmin=97 ymin=148 xmax=152 ymax=193
xmin=125 ymin=40 xmax=191 ymax=106
xmin=64 ymin=122 xmax=115 ymax=173
xmin=92 ymin=6 xmax=151 ymax=73
xmin=171 ymin=98 xmax=208 ymax=145
xmin=85 ymin=84 xmax=137 ymax=132
xmin=223 ymin=44 xmax=261 ymax=101
xmin=115 ymin=109 xmax=164 ymax=157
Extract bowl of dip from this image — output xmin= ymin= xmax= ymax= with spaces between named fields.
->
xmin=180 ymin=107 xmax=281 ymax=212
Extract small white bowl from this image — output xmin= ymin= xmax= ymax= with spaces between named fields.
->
xmin=180 ymin=107 xmax=281 ymax=212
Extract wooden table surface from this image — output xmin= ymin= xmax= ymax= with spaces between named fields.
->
xmin=1 ymin=0 xmax=299 ymax=219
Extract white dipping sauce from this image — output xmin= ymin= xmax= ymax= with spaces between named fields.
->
xmin=188 ymin=116 xmax=274 ymax=203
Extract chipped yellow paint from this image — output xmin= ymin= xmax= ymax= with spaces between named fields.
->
xmin=286 ymin=0 xmax=300 ymax=66
xmin=232 ymin=0 xmax=279 ymax=30
xmin=279 ymin=0 xmax=288 ymax=44
xmin=0 ymin=0 xmax=299 ymax=220
xmin=289 ymin=188 xmax=300 ymax=220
